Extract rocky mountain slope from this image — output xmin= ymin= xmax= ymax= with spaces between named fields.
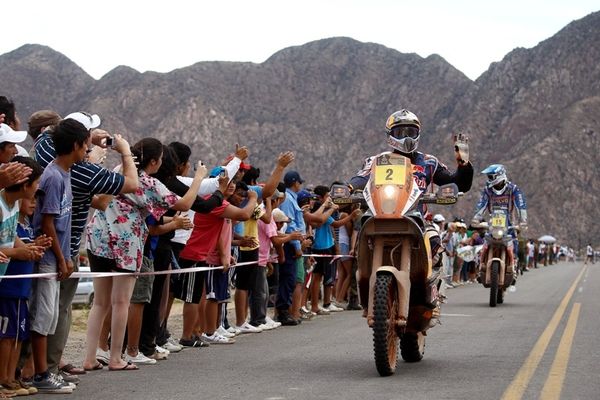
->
xmin=1 ymin=11 xmax=599 ymax=247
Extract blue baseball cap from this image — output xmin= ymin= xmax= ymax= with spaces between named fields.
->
xmin=209 ymin=166 xmax=225 ymax=178
xmin=297 ymin=190 xmax=316 ymax=206
xmin=284 ymin=170 xmax=304 ymax=186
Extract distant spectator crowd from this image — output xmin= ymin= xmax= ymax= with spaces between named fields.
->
xmin=0 ymin=95 xmax=365 ymax=396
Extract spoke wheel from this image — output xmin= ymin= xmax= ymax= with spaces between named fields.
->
xmin=489 ymin=261 xmax=499 ymax=307
xmin=373 ymin=274 xmax=399 ymax=376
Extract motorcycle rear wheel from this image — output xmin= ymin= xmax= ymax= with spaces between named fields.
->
xmin=489 ymin=261 xmax=499 ymax=307
xmin=373 ymin=274 xmax=399 ymax=376
xmin=400 ymin=332 xmax=425 ymax=362
xmin=497 ymin=288 xmax=504 ymax=304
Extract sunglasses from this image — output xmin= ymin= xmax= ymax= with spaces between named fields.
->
xmin=389 ymin=126 xmax=419 ymax=140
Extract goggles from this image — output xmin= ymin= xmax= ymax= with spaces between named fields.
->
xmin=389 ymin=126 xmax=419 ymax=140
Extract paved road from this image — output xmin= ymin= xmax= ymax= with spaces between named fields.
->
xmin=39 ymin=261 xmax=599 ymax=400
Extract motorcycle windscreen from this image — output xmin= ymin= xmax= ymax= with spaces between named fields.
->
xmin=366 ymin=153 xmax=414 ymax=219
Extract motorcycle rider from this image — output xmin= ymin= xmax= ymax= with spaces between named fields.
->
xmin=349 ymin=109 xmax=474 ymax=211
xmin=472 ymin=164 xmax=527 ymax=280
xmin=350 ymin=110 xmax=473 ymax=263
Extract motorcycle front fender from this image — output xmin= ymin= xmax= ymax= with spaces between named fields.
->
xmin=486 ymin=257 xmax=506 ymax=286
xmin=367 ymin=267 xmax=410 ymax=327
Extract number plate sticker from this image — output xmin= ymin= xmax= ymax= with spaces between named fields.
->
xmin=375 ymin=164 xmax=406 ymax=185
xmin=491 ymin=213 xmax=507 ymax=227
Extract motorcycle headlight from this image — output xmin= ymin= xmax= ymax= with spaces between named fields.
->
xmin=492 ymin=228 xmax=504 ymax=240
xmin=381 ymin=185 xmax=397 ymax=214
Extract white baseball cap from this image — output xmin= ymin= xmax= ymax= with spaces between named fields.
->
xmin=272 ymin=208 xmax=290 ymax=223
xmin=0 ymin=123 xmax=27 ymax=144
xmin=64 ymin=111 xmax=101 ymax=130
xmin=15 ymin=144 xmax=30 ymax=157
xmin=433 ymin=214 xmax=445 ymax=223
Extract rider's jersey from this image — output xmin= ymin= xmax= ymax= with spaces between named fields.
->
xmin=349 ymin=150 xmax=474 ymax=209
xmin=473 ymin=182 xmax=527 ymax=227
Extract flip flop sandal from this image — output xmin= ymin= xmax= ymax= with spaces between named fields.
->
xmin=84 ymin=362 xmax=104 ymax=371
xmin=108 ymin=362 xmax=139 ymax=371
xmin=60 ymin=363 xmax=87 ymax=375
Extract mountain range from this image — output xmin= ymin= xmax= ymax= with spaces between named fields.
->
xmin=1 ymin=11 xmax=599 ymax=248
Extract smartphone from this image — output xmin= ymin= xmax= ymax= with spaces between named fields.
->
xmin=105 ymin=137 xmax=113 ymax=147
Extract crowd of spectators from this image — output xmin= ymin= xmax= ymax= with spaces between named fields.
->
xmin=0 ymin=96 xmax=364 ymax=396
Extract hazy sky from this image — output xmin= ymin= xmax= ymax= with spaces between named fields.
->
xmin=3 ymin=0 xmax=598 ymax=80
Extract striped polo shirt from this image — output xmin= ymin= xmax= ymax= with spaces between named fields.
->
xmin=34 ymin=131 xmax=125 ymax=258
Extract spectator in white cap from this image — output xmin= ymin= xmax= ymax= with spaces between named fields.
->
xmin=0 ymin=124 xmax=32 ymax=190
xmin=64 ymin=112 xmax=101 ymax=131
xmin=0 ymin=123 xmax=27 ymax=163
xmin=432 ymin=214 xmax=445 ymax=232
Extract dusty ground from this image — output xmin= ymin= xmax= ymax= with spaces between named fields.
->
xmin=64 ymin=301 xmax=187 ymax=363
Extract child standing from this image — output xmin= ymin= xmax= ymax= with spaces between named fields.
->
xmin=0 ymin=157 xmax=47 ymax=397
xmin=29 ymin=120 xmax=89 ymax=393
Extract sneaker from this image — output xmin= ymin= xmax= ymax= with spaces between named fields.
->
xmin=51 ymin=373 xmax=76 ymax=390
xmin=265 ymin=316 xmax=281 ymax=328
xmin=217 ymin=325 xmax=236 ymax=338
xmin=124 ymin=352 xmax=157 ymax=365
xmin=276 ymin=313 xmax=299 ymax=326
xmin=33 ymin=374 xmax=72 ymax=394
xmin=156 ymin=345 xmax=170 ymax=356
xmin=508 ymin=285 xmax=517 ymax=293
xmin=201 ymin=332 xmax=235 ymax=344
xmin=96 ymin=347 xmax=110 ymax=365
xmin=226 ymin=326 xmax=242 ymax=336
xmin=315 ymin=307 xmax=330 ymax=316
xmin=300 ymin=309 xmax=315 ymax=320
xmin=179 ymin=337 xmax=209 ymax=348
xmin=333 ymin=300 xmax=349 ymax=309
xmin=162 ymin=340 xmax=183 ymax=353
xmin=257 ymin=322 xmax=274 ymax=331
xmin=324 ymin=303 xmax=344 ymax=312
xmin=345 ymin=303 xmax=363 ymax=311
xmin=300 ymin=306 xmax=310 ymax=314
xmin=237 ymin=322 xmax=262 ymax=333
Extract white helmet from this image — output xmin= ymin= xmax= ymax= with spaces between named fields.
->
xmin=385 ymin=109 xmax=421 ymax=153
xmin=482 ymin=164 xmax=508 ymax=195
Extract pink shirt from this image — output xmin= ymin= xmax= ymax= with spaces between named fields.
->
xmin=258 ymin=219 xmax=278 ymax=267
xmin=206 ymin=218 xmax=233 ymax=266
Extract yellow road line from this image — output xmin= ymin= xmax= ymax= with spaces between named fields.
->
xmin=500 ymin=266 xmax=587 ymax=400
xmin=539 ymin=303 xmax=581 ymax=400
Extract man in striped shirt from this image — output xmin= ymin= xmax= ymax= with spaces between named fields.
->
xmin=33 ymin=111 xmax=138 ymax=378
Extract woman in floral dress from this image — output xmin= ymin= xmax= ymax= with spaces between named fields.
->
xmin=82 ymin=138 xmax=207 ymax=371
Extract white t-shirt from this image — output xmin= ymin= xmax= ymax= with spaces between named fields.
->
xmin=171 ymin=157 xmax=242 ymax=245
xmin=0 ymin=192 xmax=20 ymax=277
xmin=587 ymin=245 xmax=594 ymax=256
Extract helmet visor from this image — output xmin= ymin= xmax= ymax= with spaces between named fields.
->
xmin=389 ymin=126 xmax=419 ymax=140
xmin=487 ymin=173 xmax=497 ymax=181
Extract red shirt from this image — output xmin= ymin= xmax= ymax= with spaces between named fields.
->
xmin=180 ymin=200 xmax=229 ymax=262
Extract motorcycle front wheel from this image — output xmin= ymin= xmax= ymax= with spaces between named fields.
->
xmin=489 ymin=260 xmax=500 ymax=307
xmin=373 ymin=273 xmax=399 ymax=376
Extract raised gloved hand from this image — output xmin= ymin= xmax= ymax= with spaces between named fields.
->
xmin=454 ymin=133 xmax=469 ymax=165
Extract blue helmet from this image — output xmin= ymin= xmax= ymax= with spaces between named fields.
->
xmin=481 ymin=164 xmax=508 ymax=195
